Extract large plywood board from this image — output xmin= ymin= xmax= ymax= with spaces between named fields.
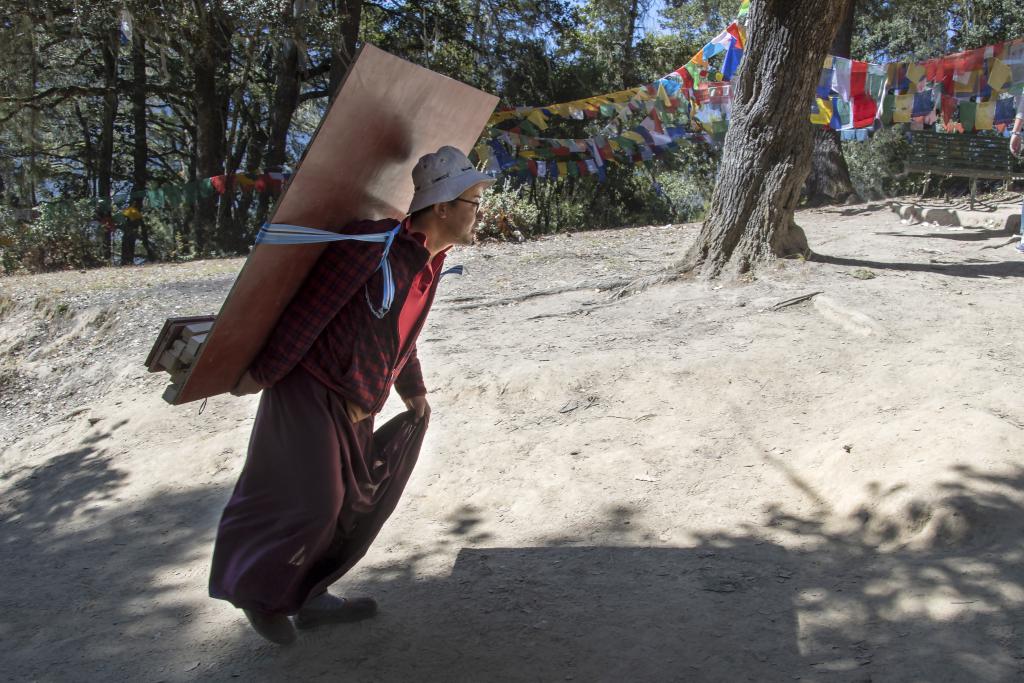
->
xmin=175 ymin=44 xmax=498 ymax=404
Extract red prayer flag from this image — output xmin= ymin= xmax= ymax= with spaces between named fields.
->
xmin=726 ymin=22 xmax=745 ymax=50
xmin=210 ymin=174 xmax=232 ymax=194
xmin=941 ymin=95 xmax=958 ymax=124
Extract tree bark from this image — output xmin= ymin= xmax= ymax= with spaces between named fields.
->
xmin=265 ymin=37 xmax=300 ymax=175
xmin=803 ymin=0 xmax=858 ymax=206
xmin=192 ymin=6 xmax=232 ymax=254
xmin=234 ymin=113 xmax=266 ymax=245
xmin=328 ymin=0 xmax=363 ymax=100
xmin=97 ymin=27 xmax=119 ymax=262
xmin=621 ymin=0 xmax=641 ymax=89
xmin=258 ymin=25 xmax=300 ymax=231
xmin=123 ymin=31 xmax=147 ymax=265
xmin=689 ymin=0 xmax=851 ymax=279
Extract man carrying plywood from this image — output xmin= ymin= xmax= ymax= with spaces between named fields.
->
xmin=208 ymin=147 xmax=493 ymax=645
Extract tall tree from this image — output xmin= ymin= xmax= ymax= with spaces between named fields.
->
xmin=97 ymin=25 xmax=120 ymax=261
xmin=327 ymin=0 xmax=363 ymax=99
xmin=124 ymin=25 xmax=148 ymax=265
xmin=577 ymin=0 xmax=652 ymax=90
xmin=803 ymin=0 xmax=857 ymax=206
xmin=191 ymin=2 xmax=233 ymax=254
xmin=687 ymin=0 xmax=852 ymax=278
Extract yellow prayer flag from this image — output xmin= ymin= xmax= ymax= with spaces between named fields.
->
xmin=976 ymin=100 xmax=996 ymax=130
xmin=622 ymin=131 xmax=646 ymax=144
xmin=893 ymin=93 xmax=913 ymax=123
xmin=988 ymin=58 xmax=1012 ymax=91
xmin=526 ymin=109 xmax=548 ymax=130
xmin=954 ymin=70 xmax=978 ymax=93
xmin=906 ymin=62 xmax=926 ymax=85
xmin=810 ymin=97 xmax=832 ymax=125
xmin=556 ymin=162 xmax=568 ymax=177
xmin=657 ymin=83 xmax=672 ymax=107
xmin=887 ymin=63 xmax=901 ymax=87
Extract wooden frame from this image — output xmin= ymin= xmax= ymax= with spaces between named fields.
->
xmin=166 ymin=44 xmax=498 ymax=404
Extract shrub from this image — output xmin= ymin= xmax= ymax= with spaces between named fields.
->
xmin=0 ymin=199 xmax=105 ymax=273
xmin=843 ymin=126 xmax=918 ymax=198
xmin=477 ymin=182 xmax=541 ymax=240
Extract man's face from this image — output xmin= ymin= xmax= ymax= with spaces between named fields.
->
xmin=444 ymin=182 xmax=488 ymax=246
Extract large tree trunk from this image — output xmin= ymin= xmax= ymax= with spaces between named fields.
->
xmin=803 ymin=0 xmax=858 ymax=206
xmin=328 ymin=0 xmax=362 ymax=99
xmin=193 ymin=7 xmax=232 ymax=255
xmin=265 ymin=37 xmax=300 ymax=176
xmin=689 ymin=0 xmax=850 ymax=279
xmin=123 ymin=31 xmax=147 ymax=266
xmin=621 ymin=0 xmax=641 ymax=89
xmin=97 ymin=28 xmax=119 ymax=263
xmin=234 ymin=115 xmax=266 ymax=244
xmin=258 ymin=31 xmax=300 ymax=230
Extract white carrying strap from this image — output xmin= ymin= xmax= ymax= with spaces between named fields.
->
xmin=255 ymin=222 xmax=400 ymax=318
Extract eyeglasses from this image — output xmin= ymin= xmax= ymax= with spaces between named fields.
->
xmin=453 ymin=197 xmax=482 ymax=211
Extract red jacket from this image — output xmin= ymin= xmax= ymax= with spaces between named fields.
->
xmin=249 ymin=218 xmax=443 ymax=414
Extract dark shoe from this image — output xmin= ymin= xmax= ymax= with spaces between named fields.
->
xmin=294 ymin=593 xmax=378 ymax=629
xmin=243 ymin=608 xmax=297 ymax=645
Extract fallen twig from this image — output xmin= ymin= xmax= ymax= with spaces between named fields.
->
xmin=769 ymin=291 xmax=823 ymax=311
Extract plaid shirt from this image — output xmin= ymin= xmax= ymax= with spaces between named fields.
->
xmin=249 ymin=218 xmax=444 ymax=414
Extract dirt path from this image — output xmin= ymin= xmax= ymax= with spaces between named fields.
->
xmin=2 ymin=202 xmax=1024 ymax=682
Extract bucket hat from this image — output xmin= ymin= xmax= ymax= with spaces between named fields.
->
xmin=408 ymin=146 xmax=494 ymax=214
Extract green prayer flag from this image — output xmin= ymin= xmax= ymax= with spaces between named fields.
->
xmin=685 ymin=62 xmax=701 ymax=84
xmin=958 ymin=101 xmax=977 ymax=131
xmin=866 ymin=73 xmax=887 ymax=100
xmin=881 ymin=94 xmax=895 ymax=126
xmin=164 ymin=185 xmax=183 ymax=207
xmin=146 ymin=188 xmax=165 ymax=209
xmin=835 ymin=100 xmax=852 ymax=127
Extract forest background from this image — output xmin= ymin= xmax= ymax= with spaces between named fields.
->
xmin=1 ymin=0 xmax=1022 ymax=273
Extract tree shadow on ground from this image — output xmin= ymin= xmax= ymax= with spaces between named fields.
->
xmin=0 ymin=444 xmax=228 ymax=681
xmin=874 ymin=228 xmax=1015 ymax=242
xmin=4 ymin=446 xmax=1024 ymax=682
xmin=205 ymin=465 xmax=1023 ymax=683
xmin=834 ymin=203 xmax=888 ymax=216
xmin=811 ymin=252 xmax=1024 ymax=279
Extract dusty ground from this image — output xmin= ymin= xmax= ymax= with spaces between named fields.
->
xmin=2 ymin=200 xmax=1024 ymax=682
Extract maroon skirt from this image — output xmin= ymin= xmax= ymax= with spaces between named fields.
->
xmin=208 ymin=365 xmax=428 ymax=614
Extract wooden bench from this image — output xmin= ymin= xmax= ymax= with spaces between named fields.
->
xmin=906 ymin=130 xmax=1024 ymax=208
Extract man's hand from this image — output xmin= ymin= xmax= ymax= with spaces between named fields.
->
xmin=231 ymin=370 xmax=263 ymax=397
xmin=403 ymin=395 xmax=431 ymax=422
xmin=1011 ymin=132 xmax=1022 ymax=157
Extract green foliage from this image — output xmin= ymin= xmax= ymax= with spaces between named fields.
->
xmin=8 ymin=0 xmax=1024 ymax=271
xmin=843 ymin=126 xmax=917 ymax=198
xmin=653 ymin=142 xmax=719 ymax=221
xmin=478 ymin=152 xmax=713 ymax=239
xmin=477 ymin=182 xmax=541 ymax=240
xmin=0 ymin=199 xmax=103 ymax=273
xmin=659 ymin=0 xmax=741 ymax=47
